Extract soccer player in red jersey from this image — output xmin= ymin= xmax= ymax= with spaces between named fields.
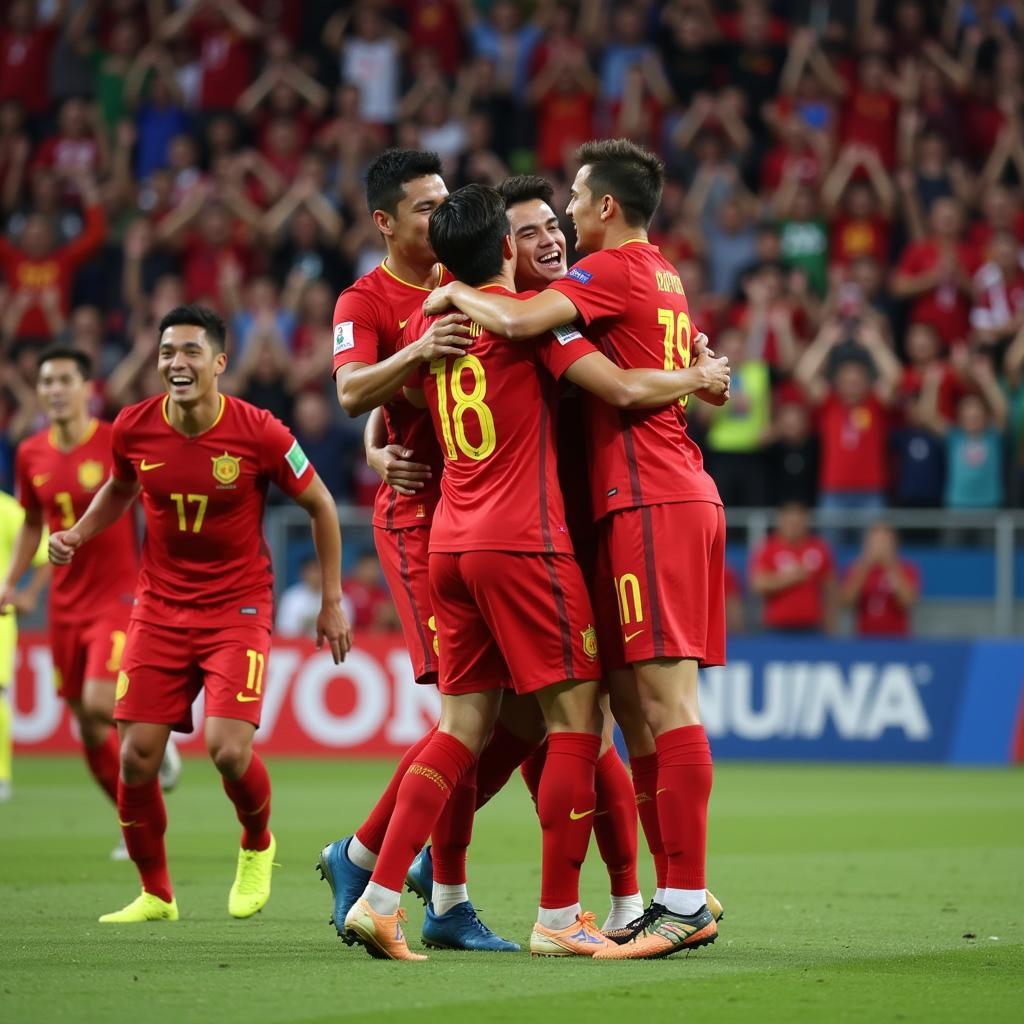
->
xmin=342 ymin=184 xmax=728 ymax=961
xmin=48 ymin=305 xmax=352 ymax=924
xmin=1 ymin=345 xmax=181 ymax=847
xmin=424 ymin=140 xmax=728 ymax=959
xmin=322 ymin=150 xmax=519 ymax=952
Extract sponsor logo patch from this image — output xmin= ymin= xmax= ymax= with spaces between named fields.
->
xmin=285 ymin=440 xmax=310 ymax=478
xmin=552 ymin=323 xmax=583 ymax=346
xmin=334 ymin=321 xmax=355 ymax=355
xmin=567 ymin=267 xmax=592 ymax=284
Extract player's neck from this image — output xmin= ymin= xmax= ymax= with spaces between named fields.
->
xmin=50 ymin=412 xmax=92 ymax=451
xmin=165 ymin=390 xmax=223 ymax=437
xmin=479 ymin=268 xmax=516 ymax=292
xmin=382 ymin=249 xmax=440 ymax=291
xmin=602 ymin=223 xmax=649 ymax=250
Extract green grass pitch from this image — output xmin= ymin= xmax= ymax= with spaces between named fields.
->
xmin=2 ymin=757 xmax=1021 ymax=1024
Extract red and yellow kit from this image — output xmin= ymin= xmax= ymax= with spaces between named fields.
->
xmin=108 ymin=394 xmax=314 ymax=731
xmin=405 ymin=286 xmax=602 ymax=694
xmin=15 ymin=420 xmax=137 ymax=699
xmin=332 ymin=262 xmax=451 ymax=681
xmin=549 ymin=241 xmax=726 ymax=670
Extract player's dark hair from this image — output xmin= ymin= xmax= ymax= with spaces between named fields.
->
xmin=36 ymin=343 xmax=92 ymax=379
xmin=158 ymin=304 xmax=227 ymax=353
xmin=365 ymin=148 xmax=443 ymax=217
xmin=499 ymin=174 xmax=554 ymax=210
xmin=575 ymin=138 xmax=664 ymax=228
xmin=428 ymin=184 xmax=509 ymax=287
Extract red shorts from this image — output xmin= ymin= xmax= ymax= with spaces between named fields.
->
xmin=50 ymin=605 xmax=132 ymax=702
xmin=374 ymin=525 xmax=437 ymax=684
xmin=429 ymin=550 xmax=601 ymax=696
xmin=114 ymin=619 xmax=272 ymax=733
xmin=593 ymin=501 xmax=726 ymax=671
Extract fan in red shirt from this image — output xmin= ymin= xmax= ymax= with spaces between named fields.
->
xmin=1 ymin=344 xmax=157 ymax=853
xmin=751 ymin=502 xmax=837 ymax=631
xmin=840 ymin=524 xmax=919 ymax=637
xmin=0 ymin=173 xmax=106 ymax=340
xmin=47 ymin=304 xmax=351 ymax=926
xmin=325 ymin=149 xmax=520 ymax=954
xmin=892 ymin=197 xmax=976 ymax=347
xmin=426 ymin=140 xmax=733 ymax=960
xmin=0 ymin=1 xmax=59 ymax=116
xmin=341 ymin=182 xmax=725 ymax=963
xmin=795 ymin=318 xmax=902 ymax=513
xmin=839 ymin=54 xmax=900 ymax=168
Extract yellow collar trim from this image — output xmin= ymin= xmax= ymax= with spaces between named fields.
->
xmin=380 ymin=259 xmax=444 ymax=292
xmin=162 ymin=393 xmax=226 ymax=436
xmin=48 ymin=417 xmax=99 ymax=453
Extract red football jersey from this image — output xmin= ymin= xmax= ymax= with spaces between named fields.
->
xmin=110 ymin=394 xmax=314 ymax=629
xmin=15 ymin=420 xmax=137 ymax=625
xmin=818 ymin=394 xmax=887 ymax=492
xmin=849 ymin=561 xmax=919 ymax=637
xmin=405 ymin=286 xmax=597 ymax=553
xmin=753 ymin=535 xmax=834 ymax=630
xmin=548 ymin=241 xmax=722 ymax=519
xmin=332 ymin=262 xmax=449 ymax=530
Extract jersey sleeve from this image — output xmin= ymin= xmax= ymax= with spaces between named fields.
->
xmin=547 ymin=250 xmax=629 ymax=326
xmin=400 ymin=309 xmax=429 ymax=389
xmin=260 ymin=413 xmax=316 ymax=498
xmin=13 ymin=445 xmax=40 ymax=514
xmin=110 ymin=413 xmax=137 ymax=483
xmin=535 ymin=324 xmax=599 ymax=380
xmin=332 ymin=288 xmax=383 ymax=376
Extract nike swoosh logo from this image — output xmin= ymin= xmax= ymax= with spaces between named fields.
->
xmin=569 ymin=807 xmax=596 ymax=820
xmin=32 ymin=474 xmax=50 ymax=486
xmin=118 ymin=819 xmax=137 ymax=828
xmin=624 ymin=629 xmax=645 ymax=643
xmin=139 ymin=460 xmax=165 ymax=471
xmin=236 ymin=693 xmax=260 ymax=703
xmin=398 ymin=317 xmax=410 ymax=329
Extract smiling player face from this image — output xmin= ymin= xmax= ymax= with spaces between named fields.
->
xmin=158 ymin=325 xmax=226 ymax=406
xmin=508 ymin=198 xmax=567 ymax=291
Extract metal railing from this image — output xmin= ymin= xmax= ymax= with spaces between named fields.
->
xmin=265 ymin=504 xmax=1023 ymax=637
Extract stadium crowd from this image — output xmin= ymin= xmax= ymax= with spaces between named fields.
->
xmin=2 ymin=0 xmax=1024 ymax=518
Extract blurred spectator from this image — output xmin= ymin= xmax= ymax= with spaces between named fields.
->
xmin=921 ymin=356 xmax=1008 ymax=509
xmin=969 ymin=231 xmax=1024 ymax=358
xmin=0 ymin=173 xmax=105 ymax=344
xmin=796 ymin=318 xmax=902 ymax=525
xmin=0 ymin=0 xmax=61 ymax=118
xmin=277 ymin=557 xmax=354 ymax=637
xmin=696 ymin=328 xmax=771 ymax=507
xmin=840 ymin=523 xmax=920 ymax=637
xmin=750 ymin=502 xmax=836 ymax=633
xmin=344 ymin=550 xmax=399 ymax=632
xmin=765 ymin=400 xmax=819 ymax=507
xmin=291 ymin=391 xmax=359 ymax=501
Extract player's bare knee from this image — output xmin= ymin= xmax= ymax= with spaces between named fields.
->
xmin=540 ymin=680 xmax=601 ymax=735
xmin=119 ymin=740 xmax=160 ymax=784
xmin=207 ymin=740 xmax=250 ymax=780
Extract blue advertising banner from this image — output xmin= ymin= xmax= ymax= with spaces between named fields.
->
xmin=680 ymin=639 xmax=1024 ymax=764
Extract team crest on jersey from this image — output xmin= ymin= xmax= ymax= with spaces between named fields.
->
xmin=212 ymin=452 xmax=242 ymax=486
xmin=580 ymin=624 xmax=598 ymax=660
xmin=77 ymin=459 xmax=104 ymax=491
xmin=115 ymin=671 xmax=130 ymax=701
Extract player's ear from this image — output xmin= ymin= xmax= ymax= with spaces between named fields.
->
xmin=213 ymin=350 xmax=228 ymax=376
xmin=600 ymin=193 xmax=615 ymax=223
xmin=372 ymin=208 xmax=395 ymax=238
xmin=502 ymin=233 xmax=514 ymax=260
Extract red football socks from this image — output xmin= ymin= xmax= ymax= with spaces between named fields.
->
xmin=519 ymin=740 xmax=547 ymax=806
xmin=656 ymin=725 xmax=713 ymax=891
xmin=593 ymin=747 xmax=640 ymax=897
xmin=84 ymin=730 xmax=120 ymax=803
xmin=117 ymin=777 xmax=172 ymax=902
xmin=355 ymin=726 xmax=436 ymax=853
xmin=431 ymin=763 xmax=477 ymax=885
xmin=474 ymin=721 xmax=542 ymax=809
xmin=370 ymin=731 xmax=476 ymax=893
xmin=222 ymin=753 xmax=272 ymax=851
xmin=537 ymin=732 xmax=600 ymax=909
xmin=630 ymin=752 xmax=667 ymax=889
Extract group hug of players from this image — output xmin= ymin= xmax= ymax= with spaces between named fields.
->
xmin=1 ymin=138 xmax=732 ymax=962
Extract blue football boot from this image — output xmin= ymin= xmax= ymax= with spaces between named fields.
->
xmin=405 ymin=845 xmax=434 ymax=906
xmin=422 ymin=901 xmax=521 ymax=952
xmin=316 ymin=836 xmax=371 ymax=944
